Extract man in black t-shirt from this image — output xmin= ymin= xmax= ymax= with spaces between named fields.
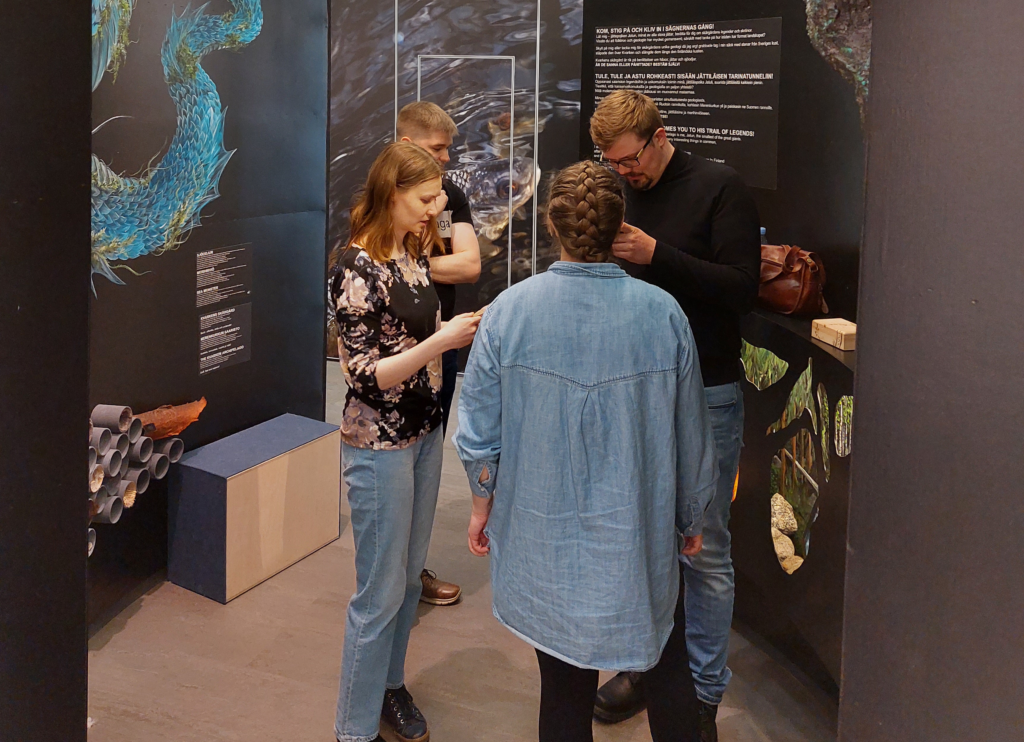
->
xmin=397 ymin=101 xmax=482 ymax=607
xmin=432 ymin=181 xmax=476 ymax=322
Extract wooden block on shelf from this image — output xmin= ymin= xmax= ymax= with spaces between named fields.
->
xmin=168 ymin=414 xmax=341 ymax=603
xmin=811 ymin=318 xmax=857 ymax=351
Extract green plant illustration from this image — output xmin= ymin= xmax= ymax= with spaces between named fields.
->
xmin=818 ymin=383 xmax=831 ymax=482
xmin=743 ymin=341 xmax=855 ymax=575
xmin=771 ymin=428 xmax=820 ymax=562
xmin=741 ymin=340 xmax=790 ymax=391
xmin=767 ymin=359 xmax=817 ymax=435
xmin=835 ymin=395 xmax=853 ymax=457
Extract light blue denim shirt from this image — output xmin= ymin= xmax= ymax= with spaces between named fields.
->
xmin=454 ymin=261 xmax=718 ymax=671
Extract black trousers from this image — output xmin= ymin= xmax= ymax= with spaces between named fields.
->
xmin=535 ymin=564 xmax=700 ymax=742
xmin=439 ymin=348 xmax=459 ymax=434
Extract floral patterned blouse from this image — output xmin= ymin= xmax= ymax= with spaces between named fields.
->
xmin=331 ymin=247 xmax=443 ymax=449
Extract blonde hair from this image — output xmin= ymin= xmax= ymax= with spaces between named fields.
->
xmin=331 ymin=142 xmax=444 ymax=265
xmin=396 ymin=101 xmax=458 ymax=139
xmin=546 ymin=161 xmax=625 ymax=263
xmin=589 ymin=89 xmax=664 ymax=151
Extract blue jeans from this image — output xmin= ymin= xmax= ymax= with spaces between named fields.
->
xmin=334 ymin=427 xmax=444 ymax=742
xmin=683 ymin=382 xmax=744 ymax=706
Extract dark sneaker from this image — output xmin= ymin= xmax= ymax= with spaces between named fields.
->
xmin=419 ymin=569 xmax=462 ymax=606
xmin=698 ymin=700 xmax=719 ymax=742
xmin=381 ymin=686 xmax=429 ymax=741
xmin=593 ymin=671 xmax=646 ymax=723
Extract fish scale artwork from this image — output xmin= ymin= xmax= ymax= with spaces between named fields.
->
xmin=91 ymin=0 xmax=263 ymax=289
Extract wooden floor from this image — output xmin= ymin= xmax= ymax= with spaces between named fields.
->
xmin=86 ymin=363 xmax=837 ymax=742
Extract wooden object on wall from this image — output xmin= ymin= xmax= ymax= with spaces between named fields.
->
xmin=811 ymin=318 xmax=857 ymax=351
xmin=168 ymin=414 xmax=341 ymax=604
xmin=135 ymin=398 xmax=207 ymax=440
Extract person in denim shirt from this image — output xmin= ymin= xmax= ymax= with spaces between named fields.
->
xmin=454 ymin=162 xmax=718 ymax=742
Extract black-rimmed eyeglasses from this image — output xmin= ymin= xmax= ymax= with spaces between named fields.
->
xmin=600 ymin=131 xmax=656 ymax=171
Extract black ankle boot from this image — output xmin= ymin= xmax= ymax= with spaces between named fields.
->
xmin=381 ymin=686 xmax=429 ymax=741
xmin=593 ymin=671 xmax=646 ymax=723
xmin=698 ymin=700 xmax=719 ymax=742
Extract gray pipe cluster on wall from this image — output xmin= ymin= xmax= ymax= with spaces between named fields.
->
xmin=87 ymin=404 xmax=184 ymax=557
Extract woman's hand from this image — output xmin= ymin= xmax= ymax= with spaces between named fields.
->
xmin=373 ymin=312 xmax=477 ymax=388
xmin=468 ymin=494 xmax=493 ymax=556
xmin=468 ymin=512 xmax=490 ymax=556
xmin=437 ymin=312 xmax=480 ymax=351
xmin=681 ymin=534 xmax=704 ymax=557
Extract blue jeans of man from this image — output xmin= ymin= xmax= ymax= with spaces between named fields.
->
xmin=683 ymin=381 xmax=744 ymax=706
xmin=334 ymin=427 xmax=444 ymax=742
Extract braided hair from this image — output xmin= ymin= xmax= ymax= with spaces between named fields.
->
xmin=546 ymin=161 xmax=625 ymax=263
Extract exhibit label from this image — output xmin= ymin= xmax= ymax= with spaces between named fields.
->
xmin=197 ymin=243 xmax=253 ymax=309
xmin=199 ymin=303 xmax=252 ymax=376
xmin=591 ymin=18 xmax=782 ymax=189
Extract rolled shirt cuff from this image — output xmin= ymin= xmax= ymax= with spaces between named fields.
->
xmin=677 ymin=477 xmax=718 ymax=537
xmin=680 ymin=514 xmax=705 ymax=539
xmin=464 ymin=458 xmax=498 ymax=498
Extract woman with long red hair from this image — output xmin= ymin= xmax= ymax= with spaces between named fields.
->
xmin=330 ymin=142 xmax=479 ymax=742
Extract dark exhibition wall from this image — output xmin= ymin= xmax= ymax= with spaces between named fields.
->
xmin=841 ymin=1 xmax=1024 ymax=740
xmin=88 ymin=0 xmax=329 ymax=626
xmin=7 ymin=0 xmax=1023 ymax=739
xmin=328 ymin=0 xmax=585 ymax=357
xmin=1 ymin=4 xmax=90 ymax=741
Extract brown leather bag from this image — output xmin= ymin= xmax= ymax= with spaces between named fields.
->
xmin=758 ymin=244 xmax=829 ymax=316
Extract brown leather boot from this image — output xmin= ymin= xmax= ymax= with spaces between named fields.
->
xmin=419 ymin=569 xmax=461 ymax=606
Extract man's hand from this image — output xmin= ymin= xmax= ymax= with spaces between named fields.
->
xmin=434 ymin=190 xmax=449 ymax=214
xmin=681 ymin=533 xmax=704 ymax=557
xmin=611 ymin=223 xmax=657 ymax=265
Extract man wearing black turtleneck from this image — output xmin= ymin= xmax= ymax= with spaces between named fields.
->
xmin=589 ymin=90 xmax=761 ymax=742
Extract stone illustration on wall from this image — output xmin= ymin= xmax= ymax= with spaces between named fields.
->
xmin=740 ymin=340 xmax=789 ymax=391
xmin=771 ymin=493 xmax=803 ymax=575
xmin=805 ymin=0 xmax=872 ymax=123
xmin=767 ymin=359 xmax=817 ymax=435
xmin=770 ymin=428 xmax=820 ymax=574
xmin=817 ymin=383 xmax=831 ymax=482
xmin=835 ymin=395 xmax=854 ymax=457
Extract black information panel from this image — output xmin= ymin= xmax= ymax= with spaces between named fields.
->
xmin=199 ymin=303 xmax=252 ymax=376
xmin=196 ymin=243 xmax=253 ymax=309
xmin=589 ymin=18 xmax=782 ymax=189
